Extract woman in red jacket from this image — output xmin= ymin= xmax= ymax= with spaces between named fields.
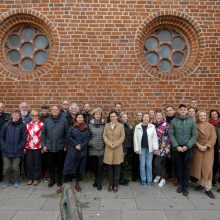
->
xmin=26 ymin=110 xmax=44 ymax=186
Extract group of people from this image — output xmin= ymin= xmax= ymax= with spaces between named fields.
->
xmin=0 ymin=99 xmax=219 ymax=199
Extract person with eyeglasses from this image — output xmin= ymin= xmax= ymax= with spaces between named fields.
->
xmin=25 ymin=110 xmax=44 ymax=186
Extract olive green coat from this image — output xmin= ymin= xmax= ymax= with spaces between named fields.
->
xmin=103 ymin=123 xmax=125 ymax=165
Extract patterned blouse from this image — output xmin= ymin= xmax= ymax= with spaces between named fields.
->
xmin=26 ymin=120 xmax=44 ymax=150
xmin=155 ymin=120 xmax=171 ymax=157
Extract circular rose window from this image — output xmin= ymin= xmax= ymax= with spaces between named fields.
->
xmin=4 ymin=25 xmax=50 ymax=72
xmin=144 ymin=28 xmax=188 ymax=72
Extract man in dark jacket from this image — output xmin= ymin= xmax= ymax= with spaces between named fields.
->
xmin=0 ymin=110 xmax=26 ymax=188
xmin=0 ymin=103 xmax=10 ymax=182
xmin=169 ymin=104 xmax=197 ymax=196
xmin=41 ymin=106 xmax=69 ymax=187
xmin=60 ymin=100 xmax=70 ymax=118
xmin=83 ymin=103 xmax=93 ymax=125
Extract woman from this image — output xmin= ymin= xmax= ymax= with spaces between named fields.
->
xmin=26 ymin=110 xmax=44 ymax=186
xmin=188 ymin=107 xmax=196 ymax=121
xmin=119 ymin=112 xmax=133 ymax=185
xmin=209 ymin=110 xmax=220 ymax=187
xmin=134 ymin=113 xmax=159 ymax=187
xmin=191 ymin=111 xmax=217 ymax=199
xmin=63 ymin=113 xmax=91 ymax=192
xmin=149 ymin=110 xmax=156 ymax=124
xmin=89 ymin=108 xmax=105 ymax=191
xmin=103 ymin=110 xmax=125 ymax=193
xmin=153 ymin=111 xmax=170 ymax=187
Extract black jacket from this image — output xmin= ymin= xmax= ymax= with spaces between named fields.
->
xmin=121 ymin=122 xmax=133 ymax=150
xmin=41 ymin=115 xmax=69 ymax=152
xmin=0 ymin=119 xmax=26 ymax=157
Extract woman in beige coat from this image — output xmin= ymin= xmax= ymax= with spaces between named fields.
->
xmin=103 ymin=110 xmax=125 ymax=193
xmin=191 ymin=111 xmax=217 ymax=199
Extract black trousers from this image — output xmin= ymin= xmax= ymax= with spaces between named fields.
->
xmin=26 ymin=149 xmax=42 ymax=180
xmin=120 ymin=148 xmax=132 ymax=181
xmin=41 ymin=152 xmax=48 ymax=176
xmin=108 ymin=164 xmax=120 ymax=187
xmin=47 ymin=152 xmax=64 ymax=182
xmin=174 ymin=149 xmax=192 ymax=190
xmin=213 ymin=147 xmax=220 ymax=182
xmin=132 ymin=151 xmax=139 ymax=181
xmin=90 ymin=155 xmax=104 ymax=184
xmin=154 ymin=155 xmax=166 ymax=178
xmin=0 ymin=150 xmax=3 ymax=181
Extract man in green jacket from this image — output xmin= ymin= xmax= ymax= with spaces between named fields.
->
xmin=169 ymin=104 xmax=197 ymax=196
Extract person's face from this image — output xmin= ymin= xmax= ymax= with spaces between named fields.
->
xmin=76 ymin=115 xmax=84 ymax=124
xmin=31 ymin=113 xmax=39 ymax=122
xmin=20 ymin=103 xmax=28 ymax=112
xmin=69 ymin=106 xmax=79 ymax=115
xmin=83 ymin=104 xmax=91 ymax=113
xmin=211 ymin=111 xmax=219 ymax=120
xmin=199 ymin=112 xmax=206 ymax=122
xmin=156 ymin=113 xmax=163 ymax=123
xmin=51 ymin=107 xmax=59 ymax=117
xmin=121 ymin=114 xmax=128 ymax=123
xmin=41 ymin=108 xmax=49 ymax=115
xmin=0 ymin=103 xmax=4 ymax=114
xmin=178 ymin=107 xmax=188 ymax=116
xmin=142 ymin=114 xmax=150 ymax=124
xmin=149 ymin=110 xmax=155 ymax=118
xmin=115 ymin=104 xmax=122 ymax=113
xmin=188 ymin=108 xmax=196 ymax=118
xmin=12 ymin=112 xmax=20 ymax=122
xmin=136 ymin=113 xmax=143 ymax=122
xmin=94 ymin=112 xmax=101 ymax=120
xmin=166 ymin=107 xmax=175 ymax=117
xmin=62 ymin=101 xmax=69 ymax=110
xmin=191 ymin=100 xmax=197 ymax=108
xmin=110 ymin=113 xmax=118 ymax=123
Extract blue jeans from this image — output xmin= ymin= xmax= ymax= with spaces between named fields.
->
xmin=139 ymin=148 xmax=153 ymax=183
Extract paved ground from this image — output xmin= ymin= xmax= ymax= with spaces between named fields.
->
xmin=0 ymin=179 xmax=220 ymax=220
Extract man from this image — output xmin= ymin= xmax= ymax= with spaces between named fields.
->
xmin=165 ymin=106 xmax=176 ymax=125
xmin=114 ymin=102 xmax=123 ymax=115
xmin=189 ymin=98 xmax=198 ymax=112
xmin=66 ymin=103 xmax=79 ymax=126
xmin=60 ymin=100 xmax=70 ymax=118
xmin=1 ymin=110 xmax=26 ymax=188
xmin=83 ymin=103 xmax=93 ymax=125
xmin=19 ymin=102 xmax=31 ymax=124
xmin=39 ymin=104 xmax=50 ymax=123
xmin=0 ymin=103 xmax=10 ymax=182
xmin=41 ymin=106 xmax=69 ymax=187
xmin=169 ymin=104 xmax=197 ymax=196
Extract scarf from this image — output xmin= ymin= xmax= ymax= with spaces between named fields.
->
xmin=209 ymin=118 xmax=220 ymax=126
xmin=73 ymin=121 xmax=88 ymax=131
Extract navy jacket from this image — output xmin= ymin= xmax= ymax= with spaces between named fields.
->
xmin=0 ymin=119 xmax=26 ymax=157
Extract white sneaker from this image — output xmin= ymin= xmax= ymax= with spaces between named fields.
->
xmin=158 ymin=178 xmax=166 ymax=187
xmin=154 ymin=176 xmax=161 ymax=183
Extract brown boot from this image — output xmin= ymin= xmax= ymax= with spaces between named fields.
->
xmin=75 ymin=181 xmax=82 ymax=192
xmin=33 ymin=180 xmax=39 ymax=186
xmin=27 ymin=180 xmax=33 ymax=185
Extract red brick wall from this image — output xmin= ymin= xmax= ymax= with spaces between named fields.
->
xmin=0 ymin=0 xmax=219 ymax=116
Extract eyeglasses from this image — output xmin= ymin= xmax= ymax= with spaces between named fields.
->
xmin=32 ymin=115 xmax=39 ymax=117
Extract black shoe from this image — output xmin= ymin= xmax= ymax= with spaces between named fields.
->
xmin=183 ymin=189 xmax=189 ymax=196
xmin=119 ymin=179 xmax=129 ymax=186
xmin=176 ymin=186 xmax=183 ymax=193
xmin=57 ymin=182 xmax=62 ymax=187
xmin=205 ymin=190 xmax=215 ymax=199
xmin=190 ymin=176 xmax=198 ymax=183
xmin=93 ymin=182 xmax=98 ymax=187
xmin=48 ymin=180 xmax=55 ymax=188
xmin=212 ymin=179 xmax=217 ymax=186
xmin=194 ymin=185 xmax=205 ymax=191
xmin=217 ymin=189 xmax=220 ymax=193
xmin=97 ymin=184 xmax=102 ymax=191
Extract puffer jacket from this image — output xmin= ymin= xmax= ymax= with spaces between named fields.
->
xmin=169 ymin=114 xmax=197 ymax=151
xmin=41 ymin=115 xmax=69 ymax=152
xmin=89 ymin=119 xmax=105 ymax=156
xmin=0 ymin=119 xmax=26 ymax=157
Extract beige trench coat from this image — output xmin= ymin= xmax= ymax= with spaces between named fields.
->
xmin=191 ymin=122 xmax=217 ymax=181
xmin=103 ymin=123 xmax=125 ymax=165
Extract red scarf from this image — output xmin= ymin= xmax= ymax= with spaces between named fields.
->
xmin=209 ymin=118 xmax=220 ymax=126
xmin=73 ymin=122 xmax=88 ymax=131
